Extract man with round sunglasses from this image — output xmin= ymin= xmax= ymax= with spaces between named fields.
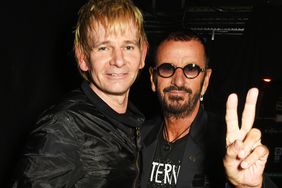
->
xmin=141 ymin=31 xmax=277 ymax=188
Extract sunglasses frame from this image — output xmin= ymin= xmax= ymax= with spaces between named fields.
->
xmin=153 ymin=63 xmax=206 ymax=79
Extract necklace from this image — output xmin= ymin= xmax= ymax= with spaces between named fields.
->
xmin=163 ymin=124 xmax=191 ymax=151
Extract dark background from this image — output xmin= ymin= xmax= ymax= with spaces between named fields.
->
xmin=2 ymin=0 xmax=282 ymax=187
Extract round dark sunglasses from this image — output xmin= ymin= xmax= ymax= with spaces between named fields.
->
xmin=153 ymin=63 xmax=206 ymax=79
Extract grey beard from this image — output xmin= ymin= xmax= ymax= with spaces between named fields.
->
xmin=160 ymin=91 xmax=201 ymax=119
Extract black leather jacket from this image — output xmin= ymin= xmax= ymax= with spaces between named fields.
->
xmin=12 ymin=81 xmax=145 ymax=188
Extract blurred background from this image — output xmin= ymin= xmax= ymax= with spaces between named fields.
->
xmin=2 ymin=0 xmax=282 ymax=187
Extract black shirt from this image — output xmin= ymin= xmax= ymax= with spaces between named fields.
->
xmin=147 ymin=128 xmax=189 ymax=188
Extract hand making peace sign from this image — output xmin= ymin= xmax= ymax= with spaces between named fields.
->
xmin=224 ymin=88 xmax=269 ymax=188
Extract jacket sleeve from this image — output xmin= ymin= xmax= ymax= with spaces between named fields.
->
xmin=12 ymin=112 xmax=84 ymax=188
xmin=225 ymin=174 xmax=279 ymax=188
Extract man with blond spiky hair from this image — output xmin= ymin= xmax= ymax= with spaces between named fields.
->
xmin=12 ymin=0 xmax=148 ymax=187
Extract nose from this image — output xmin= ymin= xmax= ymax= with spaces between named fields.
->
xmin=110 ymin=48 xmax=125 ymax=67
xmin=171 ymin=68 xmax=186 ymax=87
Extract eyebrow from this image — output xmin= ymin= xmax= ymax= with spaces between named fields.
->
xmin=93 ymin=40 xmax=139 ymax=48
xmin=124 ymin=40 xmax=139 ymax=45
xmin=93 ymin=41 xmax=110 ymax=48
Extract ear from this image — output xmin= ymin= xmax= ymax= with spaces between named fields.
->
xmin=139 ymin=42 xmax=148 ymax=69
xmin=201 ymin=68 xmax=212 ymax=96
xmin=75 ymin=45 xmax=89 ymax=72
xmin=149 ymin=67 xmax=157 ymax=92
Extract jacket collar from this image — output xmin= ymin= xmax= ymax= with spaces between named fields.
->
xmin=143 ymin=106 xmax=207 ymax=148
xmin=187 ymin=106 xmax=208 ymax=150
xmin=81 ymin=81 xmax=145 ymax=129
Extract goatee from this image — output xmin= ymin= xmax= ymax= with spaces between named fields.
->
xmin=158 ymin=86 xmax=201 ymax=119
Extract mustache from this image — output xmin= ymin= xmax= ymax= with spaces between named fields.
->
xmin=163 ymin=86 xmax=192 ymax=94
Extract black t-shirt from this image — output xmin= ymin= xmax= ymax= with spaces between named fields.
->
xmin=147 ymin=128 xmax=189 ymax=188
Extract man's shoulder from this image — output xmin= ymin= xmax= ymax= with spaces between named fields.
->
xmin=32 ymin=88 xmax=101 ymax=132
xmin=56 ymin=88 xmax=92 ymax=110
xmin=41 ymin=88 xmax=95 ymax=117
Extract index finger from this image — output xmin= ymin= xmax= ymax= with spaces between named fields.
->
xmin=241 ymin=88 xmax=259 ymax=136
xmin=226 ymin=92 xmax=239 ymax=146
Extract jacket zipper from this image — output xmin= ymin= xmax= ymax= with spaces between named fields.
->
xmin=133 ymin=127 xmax=141 ymax=188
